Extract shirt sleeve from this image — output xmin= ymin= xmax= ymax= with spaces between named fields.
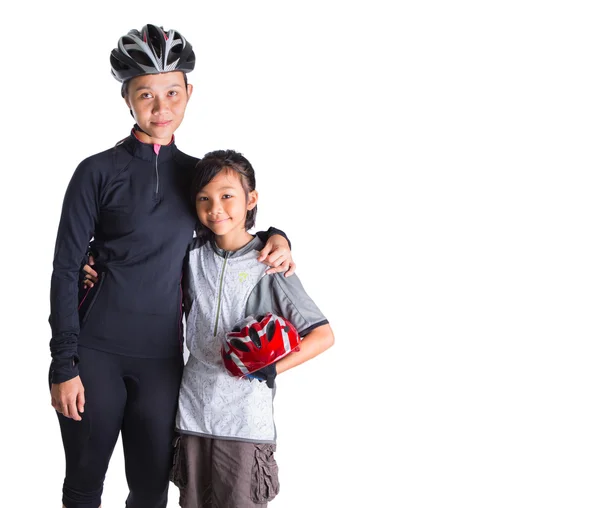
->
xmin=255 ymin=227 xmax=291 ymax=249
xmin=246 ymin=272 xmax=328 ymax=336
xmin=49 ymin=158 xmax=102 ymax=383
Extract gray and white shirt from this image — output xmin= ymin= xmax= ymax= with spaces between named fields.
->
xmin=176 ymin=236 xmax=328 ymax=443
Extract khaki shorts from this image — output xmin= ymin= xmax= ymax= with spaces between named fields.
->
xmin=170 ymin=433 xmax=280 ymax=508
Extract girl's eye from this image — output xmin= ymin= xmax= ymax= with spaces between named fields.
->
xmin=223 ymin=194 xmax=232 ymax=199
xmin=168 ymin=90 xmax=178 ymax=97
xmin=141 ymin=93 xmax=153 ymax=99
xmin=197 ymin=196 xmax=208 ymax=202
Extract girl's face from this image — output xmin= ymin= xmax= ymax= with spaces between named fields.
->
xmin=124 ymin=71 xmax=193 ymax=145
xmin=196 ymin=169 xmax=258 ymax=244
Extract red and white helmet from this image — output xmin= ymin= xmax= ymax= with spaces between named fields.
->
xmin=222 ymin=313 xmax=301 ymax=377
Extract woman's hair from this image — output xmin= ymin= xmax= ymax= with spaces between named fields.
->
xmin=191 ymin=149 xmax=258 ymax=238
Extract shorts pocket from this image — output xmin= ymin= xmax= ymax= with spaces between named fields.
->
xmin=251 ymin=443 xmax=280 ymax=504
xmin=169 ymin=434 xmax=188 ymax=489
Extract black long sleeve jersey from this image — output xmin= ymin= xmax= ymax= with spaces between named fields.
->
xmin=49 ymin=130 xmax=286 ymax=384
xmin=49 ymin=131 xmax=199 ymax=383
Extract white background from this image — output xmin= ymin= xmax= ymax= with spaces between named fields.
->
xmin=2 ymin=1 xmax=599 ymax=507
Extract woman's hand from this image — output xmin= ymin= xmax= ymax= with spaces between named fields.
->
xmin=82 ymin=255 xmax=99 ymax=288
xmin=51 ymin=376 xmax=86 ymax=421
xmin=257 ymin=235 xmax=296 ymax=277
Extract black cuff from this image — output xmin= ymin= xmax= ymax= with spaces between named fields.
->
xmin=50 ymin=357 xmax=80 ymax=384
xmin=256 ymin=227 xmax=291 ymax=250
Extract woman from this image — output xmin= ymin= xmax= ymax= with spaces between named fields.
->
xmin=49 ymin=24 xmax=293 ymax=508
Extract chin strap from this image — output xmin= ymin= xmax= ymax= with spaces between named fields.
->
xmin=133 ymin=122 xmax=150 ymax=137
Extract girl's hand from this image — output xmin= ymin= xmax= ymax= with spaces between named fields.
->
xmin=258 ymin=235 xmax=296 ymax=277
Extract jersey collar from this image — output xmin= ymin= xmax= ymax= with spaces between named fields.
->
xmin=122 ymin=126 xmax=177 ymax=162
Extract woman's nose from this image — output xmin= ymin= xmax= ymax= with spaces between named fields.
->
xmin=152 ymin=97 xmax=168 ymax=114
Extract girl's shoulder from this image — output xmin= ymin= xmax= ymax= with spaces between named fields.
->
xmin=187 ymin=235 xmax=210 ymax=253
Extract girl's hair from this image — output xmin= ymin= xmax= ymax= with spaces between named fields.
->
xmin=191 ymin=149 xmax=257 ymax=238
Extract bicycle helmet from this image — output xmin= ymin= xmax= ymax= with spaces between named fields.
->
xmin=110 ymin=24 xmax=195 ymax=83
xmin=222 ymin=313 xmax=301 ymax=377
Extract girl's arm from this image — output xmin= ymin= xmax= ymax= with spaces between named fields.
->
xmin=275 ymin=323 xmax=334 ymax=375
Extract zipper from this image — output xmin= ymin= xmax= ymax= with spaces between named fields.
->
xmin=178 ymin=273 xmax=184 ymax=353
xmin=213 ymin=252 xmax=230 ymax=336
xmin=81 ymin=272 xmax=106 ymax=324
xmin=153 ymin=144 xmax=160 ymax=196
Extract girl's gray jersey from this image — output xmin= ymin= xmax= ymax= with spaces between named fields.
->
xmin=176 ymin=236 xmax=328 ymax=443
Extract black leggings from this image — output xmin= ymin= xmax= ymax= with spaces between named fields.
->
xmin=54 ymin=346 xmax=183 ymax=508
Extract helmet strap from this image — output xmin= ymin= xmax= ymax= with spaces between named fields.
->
xmin=133 ymin=122 xmax=150 ymax=137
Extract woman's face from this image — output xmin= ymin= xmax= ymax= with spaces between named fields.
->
xmin=124 ymin=71 xmax=193 ymax=145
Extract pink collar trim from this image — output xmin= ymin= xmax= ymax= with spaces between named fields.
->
xmin=132 ymin=129 xmax=175 ymax=153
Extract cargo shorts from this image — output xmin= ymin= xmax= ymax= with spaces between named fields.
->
xmin=170 ymin=433 xmax=280 ymax=508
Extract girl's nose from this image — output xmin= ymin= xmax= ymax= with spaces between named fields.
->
xmin=209 ymin=203 xmax=223 ymax=215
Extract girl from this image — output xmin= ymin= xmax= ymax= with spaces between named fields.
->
xmin=49 ymin=24 xmax=293 ymax=508
xmin=172 ymin=149 xmax=335 ymax=507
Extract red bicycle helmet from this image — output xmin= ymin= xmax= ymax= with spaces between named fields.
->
xmin=222 ymin=313 xmax=301 ymax=377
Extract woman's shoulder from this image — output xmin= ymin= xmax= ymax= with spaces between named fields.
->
xmin=75 ymin=137 xmax=133 ymax=172
xmin=173 ymin=148 xmax=200 ymax=169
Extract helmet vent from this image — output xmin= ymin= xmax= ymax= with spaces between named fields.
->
xmin=249 ymin=328 xmax=262 ymax=348
xmin=266 ymin=321 xmax=276 ymax=342
xmin=229 ymin=339 xmax=250 ymax=353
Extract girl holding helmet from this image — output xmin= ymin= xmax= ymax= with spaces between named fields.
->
xmin=172 ymin=149 xmax=334 ymax=507
xmin=48 ymin=24 xmax=293 ymax=508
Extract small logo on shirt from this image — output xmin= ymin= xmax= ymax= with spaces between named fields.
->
xmin=239 ymin=271 xmax=249 ymax=283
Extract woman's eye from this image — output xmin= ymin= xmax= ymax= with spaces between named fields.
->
xmin=168 ymin=90 xmax=178 ymax=97
xmin=223 ymin=194 xmax=232 ymax=199
xmin=141 ymin=93 xmax=153 ymax=99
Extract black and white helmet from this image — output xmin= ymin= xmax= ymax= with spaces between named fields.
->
xmin=110 ymin=24 xmax=195 ymax=83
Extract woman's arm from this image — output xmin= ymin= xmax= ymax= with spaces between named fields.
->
xmin=49 ymin=159 xmax=101 ymax=420
xmin=81 ymin=227 xmax=298 ymax=283
xmin=256 ymin=227 xmax=296 ymax=277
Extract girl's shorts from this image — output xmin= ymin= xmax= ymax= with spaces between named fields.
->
xmin=170 ymin=433 xmax=280 ymax=508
